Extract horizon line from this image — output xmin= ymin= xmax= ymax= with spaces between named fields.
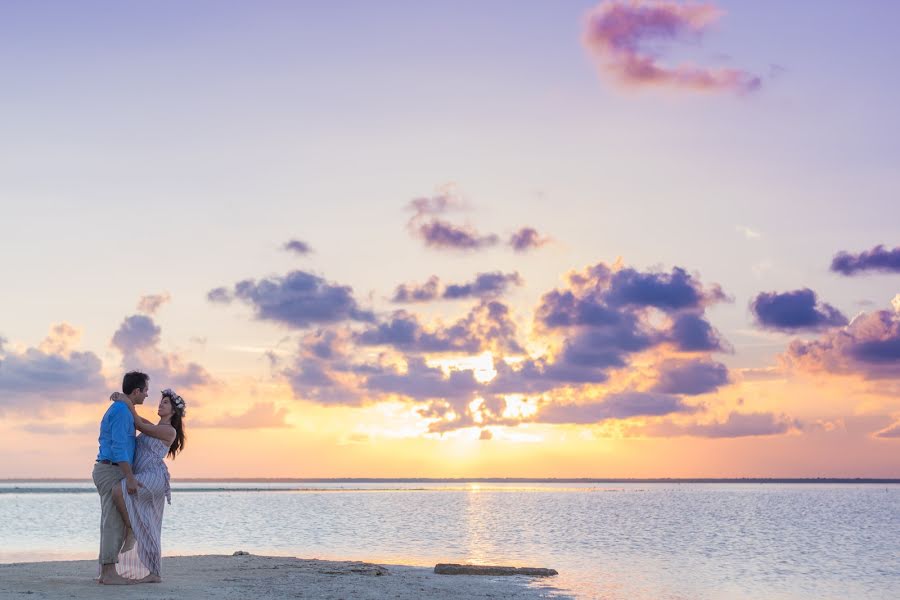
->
xmin=3 ymin=477 xmax=899 ymax=484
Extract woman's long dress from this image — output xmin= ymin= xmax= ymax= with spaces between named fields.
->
xmin=115 ymin=433 xmax=171 ymax=578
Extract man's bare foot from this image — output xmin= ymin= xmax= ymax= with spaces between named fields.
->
xmin=138 ymin=574 xmax=162 ymax=583
xmin=122 ymin=528 xmax=136 ymax=553
xmin=98 ymin=573 xmax=135 ymax=585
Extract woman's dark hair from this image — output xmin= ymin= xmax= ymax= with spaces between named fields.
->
xmin=122 ymin=371 xmax=149 ymax=395
xmin=168 ymin=408 xmax=185 ymax=459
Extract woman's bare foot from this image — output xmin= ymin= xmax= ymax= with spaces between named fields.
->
xmin=138 ymin=574 xmax=162 ymax=583
xmin=122 ymin=528 xmax=136 ymax=553
xmin=98 ymin=573 xmax=135 ymax=585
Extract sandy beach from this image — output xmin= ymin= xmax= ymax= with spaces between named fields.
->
xmin=0 ymin=554 xmax=567 ymax=599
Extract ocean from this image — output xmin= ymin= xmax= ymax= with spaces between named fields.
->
xmin=1 ymin=481 xmax=897 ymax=599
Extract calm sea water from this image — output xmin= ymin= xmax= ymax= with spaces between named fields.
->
xmin=1 ymin=481 xmax=897 ymax=599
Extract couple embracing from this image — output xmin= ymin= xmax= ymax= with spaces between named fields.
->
xmin=91 ymin=371 xmax=187 ymax=585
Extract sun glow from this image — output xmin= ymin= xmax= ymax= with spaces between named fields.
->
xmin=502 ymin=395 xmax=538 ymax=419
xmin=427 ymin=352 xmax=497 ymax=383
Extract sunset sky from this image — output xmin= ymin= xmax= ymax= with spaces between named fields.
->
xmin=1 ymin=0 xmax=898 ymax=478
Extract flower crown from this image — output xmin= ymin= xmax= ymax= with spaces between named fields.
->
xmin=162 ymin=388 xmax=186 ymax=416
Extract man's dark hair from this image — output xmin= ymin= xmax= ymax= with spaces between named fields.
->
xmin=122 ymin=371 xmax=149 ymax=395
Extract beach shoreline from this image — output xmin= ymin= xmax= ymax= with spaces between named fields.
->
xmin=0 ymin=554 xmax=569 ymax=599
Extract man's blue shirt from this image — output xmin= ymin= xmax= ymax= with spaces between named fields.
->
xmin=96 ymin=401 xmax=135 ymax=464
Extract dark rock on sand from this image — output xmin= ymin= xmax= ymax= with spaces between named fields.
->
xmin=434 ymin=563 xmax=558 ymax=577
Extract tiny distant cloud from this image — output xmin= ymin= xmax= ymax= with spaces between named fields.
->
xmin=416 ymin=220 xmax=499 ymax=251
xmin=405 ymin=192 xmax=544 ymax=253
xmin=582 ymin=0 xmax=761 ymax=94
xmin=831 ymin=245 xmax=900 ymax=276
xmin=207 ymin=287 xmax=233 ymax=304
xmin=751 ymin=289 xmax=848 ymax=332
xmin=407 ymin=193 xmax=465 ymax=217
xmin=479 ymin=429 xmax=493 ymax=440
xmin=283 ymin=239 xmax=313 ymax=255
xmin=736 ymin=226 xmax=761 ymax=240
xmin=137 ymin=292 xmax=171 ymax=315
xmin=406 ymin=193 xmax=497 ymax=251
xmin=509 ymin=227 xmax=551 ymax=252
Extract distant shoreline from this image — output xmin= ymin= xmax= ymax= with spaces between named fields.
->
xmin=3 ymin=477 xmax=899 ymax=484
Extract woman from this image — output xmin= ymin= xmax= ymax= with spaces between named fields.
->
xmin=108 ymin=388 xmax=186 ymax=583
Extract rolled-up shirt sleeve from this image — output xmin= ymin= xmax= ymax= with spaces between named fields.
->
xmin=109 ymin=405 xmax=134 ymax=464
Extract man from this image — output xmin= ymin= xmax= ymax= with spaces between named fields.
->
xmin=92 ymin=371 xmax=148 ymax=585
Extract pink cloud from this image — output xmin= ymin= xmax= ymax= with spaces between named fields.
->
xmin=780 ymin=308 xmax=900 ymax=380
xmin=583 ymin=0 xmax=761 ymax=94
xmin=875 ymin=421 xmax=900 ymax=439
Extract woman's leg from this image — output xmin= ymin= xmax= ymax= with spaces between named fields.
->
xmin=112 ymin=483 xmax=136 ymax=552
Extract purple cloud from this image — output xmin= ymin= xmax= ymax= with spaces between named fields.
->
xmin=405 ymin=193 xmax=541 ymax=253
xmin=831 ymin=245 xmax=900 ymax=276
xmin=414 ymin=220 xmax=499 ymax=251
xmin=668 ymin=313 xmax=726 ymax=351
xmin=652 ymin=358 xmax=729 ymax=395
xmin=111 ymin=315 xmax=211 ymax=389
xmin=0 ymin=346 xmax=105 ymax=406
xmin=604 ymin=266 xmax=727 ymax=312
xmin=357 ymin=301 xmax=524 ymax=355
xmin=137 ymin=292 xmax=171 ymax=315
xmin=875 ymin=421 xmax=900 ymax=438
xmin=582 ymin=0 xmax=761 ymax=94
xmin=111 ymin=315 xmax=160 ymax=352
xmin=283 ymin=239 xmax=313 ymax=255
xmin=525 ymin=262 xmax=728 ymax=387
xmin=207 ymin=287 xmax=232 ymax=304
xmin=443 ymin=272 xmax=523 ymax=300
xmin=392 ymin=276 xmax=441 ymax=303
xmin=645 ymin=412 xmax=799 ymax=438
xmin=391 ymin=272 xmax=522 ymax=303
xmin=217 ymin=270 xmax=375 ymax=329
xmin=509 ymin=227 xmax=550 ymax=252
xmin=781 ymin=307 xmax=900 ymax=379
xmin=536 ymin=392 xmax=698 ymax=424
xmin=284 ymin=329 xmax=365 ymax=405
xmin=366 ymin=357 xmax=482 ymax=402
xmin=751 ymin=288 xmax=848 ymax=332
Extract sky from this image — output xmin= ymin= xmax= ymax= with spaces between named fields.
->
xmin=0 ymin=0 xmax=898 ymax=478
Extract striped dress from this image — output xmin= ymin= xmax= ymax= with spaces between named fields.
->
xmin=115 ymin=433 xmax=171 ymax=578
